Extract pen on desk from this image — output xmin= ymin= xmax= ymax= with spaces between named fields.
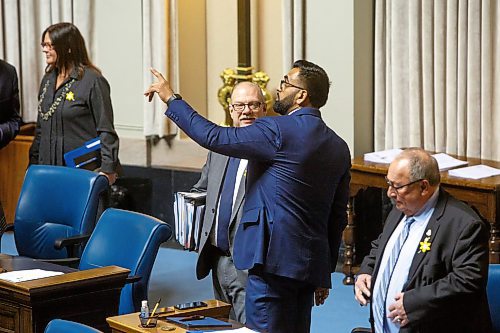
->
xmin=146 ymin=297 xmax=161 ymax=326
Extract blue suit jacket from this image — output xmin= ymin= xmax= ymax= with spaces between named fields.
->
xmin=166 ymin=100 xmax=351 ymax=287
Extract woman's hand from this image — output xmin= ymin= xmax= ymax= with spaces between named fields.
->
xmin=99 ymin=171 xmax=117 ymax=185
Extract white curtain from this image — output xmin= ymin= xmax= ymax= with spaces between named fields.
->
xmin=0 ymin=0 xmax=95 ymax=123
xmin=374 ymin=0 xmax=500 ymax=160
xmin=142 ymin=0 xmax=172 ymax=138
xmin=282 ymin=0 xmax=304 ymax=72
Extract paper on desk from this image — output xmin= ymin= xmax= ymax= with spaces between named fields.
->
xmin=364 ymin=149 xmax=403 ymax=164
xmin=431 ymin=153 xmax=468 ymax=171
xmin=448 ymin=165 xmax=500 ymax=180
xmin=0 ymin=269 xmax=64 ymax=282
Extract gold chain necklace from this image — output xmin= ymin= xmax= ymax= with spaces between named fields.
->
xmin=38 ymin=78 xmax=76 ymax=121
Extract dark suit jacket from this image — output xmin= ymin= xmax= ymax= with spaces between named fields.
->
xmin=192 ymin=151 xmax=246 ymax=280
xmin=0 ymin=60 xmax=21 ymax=149
xmin=166 ymin=101 xmax=351 ymax=288
xmin=359 ymin=189 xmax=492 ymax=333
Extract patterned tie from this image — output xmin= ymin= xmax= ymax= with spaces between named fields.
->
xmin=216 ymin=157 xmax=240 ymax=253
xmin=373 ymin=217 xmax=416 ymax=333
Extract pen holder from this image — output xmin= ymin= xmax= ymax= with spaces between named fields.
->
xmin=139 ymin=314 xmax=159 ymax=328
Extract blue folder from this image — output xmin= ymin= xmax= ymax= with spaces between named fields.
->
xmin=63 ymin=137 xmax=101 ymax=170
xmin=165 ymin=316 xmax=232 ymax=329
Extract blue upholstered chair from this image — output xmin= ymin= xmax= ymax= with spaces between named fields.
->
xmin=488 ymin=264 xmax=500 ymax=333
xmin=14 ymin=165 xmax=108 ymax=260
xmin=45 ymin=319 xmax=102 ymax=333
xmin=78 ymin=208 xmax=172 ymax=314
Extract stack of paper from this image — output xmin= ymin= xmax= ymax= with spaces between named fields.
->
xmin=174 ymin=192 xmax=206 ymax=251
xmin=364 ymin=149 xmax=469 ymax=173
xmin=448 ymin=165 xmax=500 ymax=180
xmin=431 ymin=153 xmax=468 ymax=171
xmin=364 ymin=148 xmax=403 ymax=164
xmin=0 ymin=269 xmax=63 ymax=282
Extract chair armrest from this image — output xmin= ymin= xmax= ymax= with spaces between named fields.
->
xmin=126 ymin=275 xmax=142 ymax=284
xmin=54 ymin=233 xmax=91 ymax=260
xmin=54 ymin=234 xmax=91 ymax=250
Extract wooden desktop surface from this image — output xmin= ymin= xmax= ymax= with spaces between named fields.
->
xmin=342 ymin=154 xmax=500 ymax=284
xmin=0 ymin=254 xmax=129 ymax=333
xmin=0 ymin=135 xmax=33 ymax=224
xmin=107 ymin=299 xmax=232 ymax=333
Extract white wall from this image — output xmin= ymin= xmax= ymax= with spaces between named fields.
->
xmin=94 ymin=0 xmax=144 ymax=138
xmin=92 ymin=0 xmax=373 ymax=155
xmin=305 ymin=0 xmax=373 ymax=156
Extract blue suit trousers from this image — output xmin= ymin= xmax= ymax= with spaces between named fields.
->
xmin=246 ymin=267 xmax=316 ymax=333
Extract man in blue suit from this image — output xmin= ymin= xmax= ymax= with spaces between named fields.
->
xmin=146 ymin=60 xmax=351 ymax=333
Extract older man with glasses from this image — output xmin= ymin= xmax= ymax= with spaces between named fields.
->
xmin=191 ymin=81 xmax=266 ymax=324
xmin=354 ymin=147 xmax=492 ymax=333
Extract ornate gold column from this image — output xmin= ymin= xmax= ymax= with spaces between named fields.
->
xmin=217 ymin=0 xmax=272 ymax=126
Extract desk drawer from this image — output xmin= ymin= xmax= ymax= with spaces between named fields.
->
xmin=0 ymin=301 xmax=20 ymax=333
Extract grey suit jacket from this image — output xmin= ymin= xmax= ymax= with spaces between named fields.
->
xmin=359 ymin=189 xmax=492 ymax=333
xmin=192 ymin=151 xmax=246 ymax=280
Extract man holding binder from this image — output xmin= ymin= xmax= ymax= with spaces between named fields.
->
xmin=191 ymin=81 xmax=267 ymax=323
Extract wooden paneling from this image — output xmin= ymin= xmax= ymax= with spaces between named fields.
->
xmin=0 ymin=135 xmax=33 ymax=224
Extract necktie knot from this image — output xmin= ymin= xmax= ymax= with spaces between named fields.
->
xmin=405 ymin=217 xmax=416 ymax=226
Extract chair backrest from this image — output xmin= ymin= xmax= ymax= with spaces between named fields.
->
xmin=79 ymin=208 xmax=172 ymax=314
xmin=14 ymin=165 xmax=108 ymax=259
xmin=488 ymin=264 xmax=500 ymax=333
xmin=45 ymin=319 xmax=102 ymax=333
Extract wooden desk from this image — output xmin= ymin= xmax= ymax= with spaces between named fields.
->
xmin=0 ymin=135 xmax=33 ymax=224
xmin=342 ymin=155 xmax=500 ymax=285
xmin=107 ymin=300 xmax=231 ymax=333
xmin=0 ymin=254 xmax=129 ymax=333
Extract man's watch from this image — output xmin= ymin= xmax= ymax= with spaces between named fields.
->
xmin=166 ymin=93 xmax=182 ymax=107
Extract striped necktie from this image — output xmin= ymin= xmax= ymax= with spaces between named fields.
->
xmin=373 ymin=217 xmax=416 ymax=333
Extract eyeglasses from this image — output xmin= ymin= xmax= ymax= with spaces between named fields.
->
xmin=41 ymin=42 xmax=55 ymax=50
xmin=385 ymin=177 xmax=423 ymax=193
xmin=279 ymin=79 xmax=307 ymax=91
xmin=230 ymin=102 xmax=263 ymax=112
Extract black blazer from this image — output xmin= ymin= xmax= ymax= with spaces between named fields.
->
xmin=359 ymin=189 xmax=492 ymax=333
xmin=0 ymin=60 xmax=21 ymax=149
